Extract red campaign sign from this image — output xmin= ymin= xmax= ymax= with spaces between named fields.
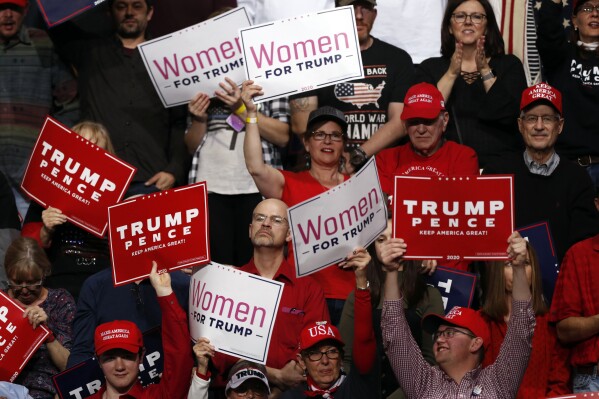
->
xmin=0 ymin=291 xmax=49 ymax=382
xmin=108 ymin=182 xmax=210 ymax=286
xmin=393 ymin=175 xmax=514 ymax=262
xmin=21 ymin=117 xmax=136 ymax=237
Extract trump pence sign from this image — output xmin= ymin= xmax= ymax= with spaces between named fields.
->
xmin=0 ymin=291 xmax=49 ymax=382
xmin=189 ymin=263 xmax=283 ymax=364
xmin=108 ymin=183 xmax=210 ymax=286
xmin=239 ymin=6 xmax=363 ymax=103
xmin=393 ymin=175 xmax=514 ymax=262
xmin=21 ymin=117 xmax=136 ymax=237
xmin=139 ymin=7 xmax=251 ymax=107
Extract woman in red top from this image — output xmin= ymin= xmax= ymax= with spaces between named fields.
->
xmin=480 ymin=243 xmax=571 ymax=397
xmin=242 ymin=80 xmax=353 ymax=324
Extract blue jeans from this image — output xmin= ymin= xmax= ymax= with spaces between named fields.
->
xmin=574 ymin=368 xmax=599 ymax=393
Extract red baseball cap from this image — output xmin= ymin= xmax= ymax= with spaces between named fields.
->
xmin=299 ymin=321 xmax=344 ymax=351
xmin=401 ymin=82 xmax=446 ymax=121
xmin=422 ymin=306 xmax=490 ymax=349
xmin=520 ymin=83 xmax=562 ymax=114
xmin=94 ymin=320 xmax=143 ymax=356
xmin=0 ymin=0 xmax=28 ymax=7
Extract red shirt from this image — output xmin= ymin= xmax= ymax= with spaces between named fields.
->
xmin=211 ymin=258 xmax=330 ymax=386
xmin=281 ymin=170 xmax=355 ymax=300
xmin=88 ymin=293 xmax=193 ymax=399
xmin=375 ymin=140 xmax=479 ymax=196
xmin=482 ymin=313 xmax=570 ymax=398
xmin=550 ymin=234 xmax=599 ymax=366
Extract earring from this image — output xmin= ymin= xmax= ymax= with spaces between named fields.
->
xmin=304 ymin=153 xmax=311 ymax=169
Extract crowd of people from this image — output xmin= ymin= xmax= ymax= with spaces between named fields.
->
xmin=1 ymin=0 xmax=599 ymax=397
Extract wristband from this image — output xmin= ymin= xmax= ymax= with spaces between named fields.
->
xmin=46 ymin=331 xmax=55 ymax=343
xmin=246 ymin=117 xmax=258 ymax=124
xmin=356 ymin=280 xmax=370 ymax=291
xmin=349 ymin=147 xmax=368 ymax=168
xmin=234 ymin=103 xmax=246 ymax=116
xmin=481 ymin=69 xmax=496 ymax=82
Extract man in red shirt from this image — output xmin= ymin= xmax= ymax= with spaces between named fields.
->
xmin=210 ymin=198 xmax=330 ymax=396
xmin=550 ymin=233 xmax=599 ymax=393
xmin=88 ymin=262 xmax=193 ymax=399
xmin=375 ymin=82 xmax=479 ymax=197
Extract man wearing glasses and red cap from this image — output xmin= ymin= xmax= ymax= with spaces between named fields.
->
xmin=381 ymin=231 xmax=535 ymax=399
xmin=375 ymin=82 xmax=479 ymax=198
xmin=88 ymin=262 xmax=193 ymax=399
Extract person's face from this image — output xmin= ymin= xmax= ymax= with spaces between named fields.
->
xmin=433 ymin=325 xmax=480 ymax=367
xmin=405 ymin=112 xmax=448 ymax=156
xmin=352 ymin=1 xmax=377 ymax=44
xmin=249 ymin=200 xmax=290 ymax=248
xmin=449 ymin=0 xmax=487 ymax=45
xmin=503 ymin=261 xmax=533 ymax=292
xmin=0 ymin=3 xmax=26 ymax=41
xmin=111 ymin=0 xmax=153 ymax=40
xmin=518 ymin=104 xmax=563 ymax=153
xmin=305 ymin=120 xmax=345 ymax=168
xmin=99 ymin=349 xmax=142 ymax=394
xmin=227 ymin=380 xmax=269 ymax=399
xmin=375 ymin=220 xmax=392 ymax=261
xmin=7 ymin=272 xmax=43 ymax=305
xmin=573 ymin=1 xmax=599 ymax=43
xmin=298 ymin=344 xmax=342 ymax=390
xmin=78 ymin=128 xmax=108 ymax=150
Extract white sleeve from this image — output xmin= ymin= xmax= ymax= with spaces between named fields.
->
xmin=187 ymin=372 xmax=210 ymax=399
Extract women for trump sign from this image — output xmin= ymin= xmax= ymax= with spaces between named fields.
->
xmin=189 ymin=263 xmax=283 ymax=364
xmin=393 ymin=175 xmax=514 ymax=262
xmin=108 ymin=182 xmax=210 ymax=286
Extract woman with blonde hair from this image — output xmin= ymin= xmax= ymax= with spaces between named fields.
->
xmin=21 ymin=121 xmax=116 ymax=300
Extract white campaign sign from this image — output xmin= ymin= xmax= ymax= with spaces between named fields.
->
xmin=189 ymin=263 xmax=284 ymax=364
xmin=239 ymin=6 xmax=364 ymax=103
xmin=289 ymin=158 xmax=388 ymax=277
xmin=138 ymin=7 xmax=251 ymax=107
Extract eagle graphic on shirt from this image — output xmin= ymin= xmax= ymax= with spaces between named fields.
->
xmin=334 ymin=81 xmax=386 ymax=109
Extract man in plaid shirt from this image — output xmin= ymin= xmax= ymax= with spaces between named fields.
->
xmin=381 ymin=232 xmax=535 ymax=399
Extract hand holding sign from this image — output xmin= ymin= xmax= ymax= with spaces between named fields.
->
xmin=507 ymin=231 xmax=528 ymax=267
xmin=192 ymin=338 xmax=215 ymax=375
xmin=377 ymin=238 xmax=407 ymax=272
xmin=241 ymin=80 xmax=263 ymax=114
xmin=23 ymin=306 xmax=49 ymax=330
xmin=149 ymin=261 xmax=174 ymax=297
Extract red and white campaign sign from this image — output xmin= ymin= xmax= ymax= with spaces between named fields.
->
xmin=189 ymin=263 xmax=283 ymax=364
xmin=108 ymin=183 xmax=210 ymax=286
xmin=0 ymin=291 xmax=49 ymax=382
xmin=239 ymin=6 xmax=363 ymax=104
xmin=21 ymin=117 xmax=136 ymax=237
xmin=393 ymin=175 xmax=514 ymax=262
xmin=139 ymin=7 xmax=251 ymax=107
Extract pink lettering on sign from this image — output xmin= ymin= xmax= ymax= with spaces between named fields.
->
xmin=152 ymin=38 xmax=243 ymax=80
xmin=296 ymin=188 xmax=379 ymax=244
xmin=191 ymin=279 xmax=266 ymax=327
xmin=249 ymin=33 xmax=350 ymax=68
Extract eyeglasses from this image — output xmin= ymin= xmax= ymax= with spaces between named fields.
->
xmin=521 ymin=114 xmax=561 ymax=125
xmin=579 ymin=4 xmax=599 ymax=13
xmin=311 ymin=131 xmax=344 ymax=142
xmin=7 ymin=280 xmax=43 ymax=292
xmin=451 ymin=12 xmax=487 ymax=24
xmin=232 ymin=386 xmax=268 ymax=398
xmin=433 ymin=327 xmax=476 ymax=341
xmin=253 ymin=213 xmax=288 ymax=226
xmin=305 ymin=348 xmax=340 ymax=362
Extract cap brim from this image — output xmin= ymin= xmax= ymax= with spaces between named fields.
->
xmin=307 ymin=115 xmax=348 ymax=133
xmin=226 ymin=375 xmax=271 ymax=394
xmin=401 ymin=107 xmax=444 ymax=121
